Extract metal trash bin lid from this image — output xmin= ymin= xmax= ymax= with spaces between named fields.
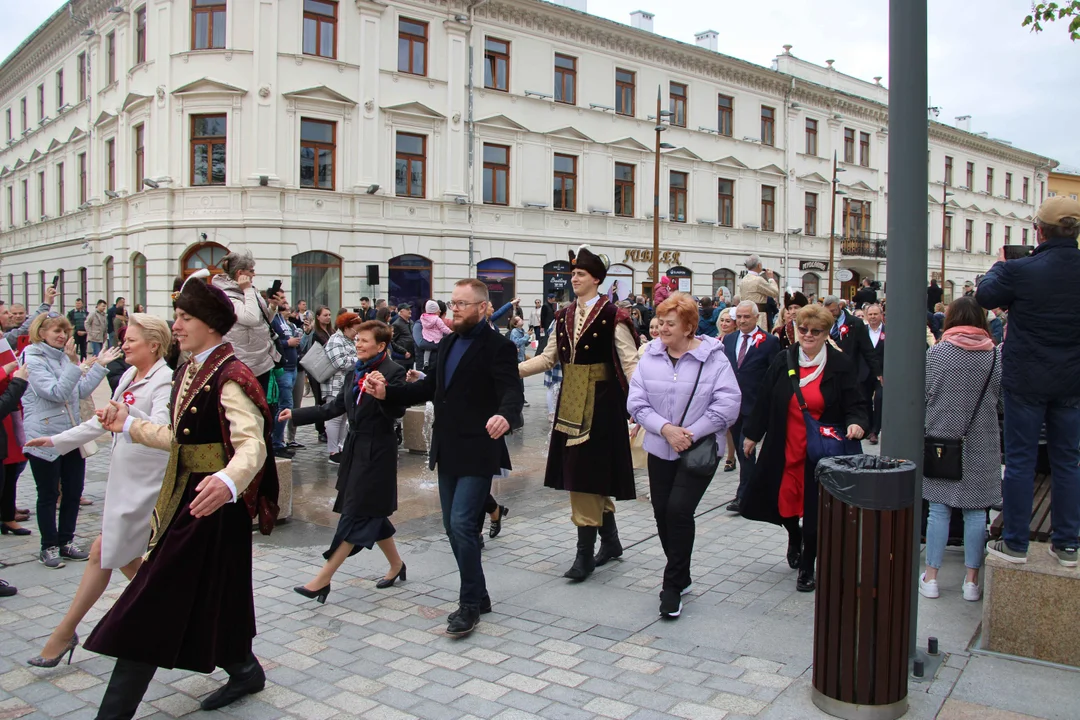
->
xmin=816 ymin=455 xmax=917 ymax=511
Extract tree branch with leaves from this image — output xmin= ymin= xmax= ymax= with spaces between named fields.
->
xmin=1023 ymin=2 xmax=1080 ymax=40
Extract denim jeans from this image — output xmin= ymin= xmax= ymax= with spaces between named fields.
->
xmin=28 ymin=452 xmax=86 ymax=549
xmin=925 ymin=503 xmax=986 ymax=570
xmin=437 ymin=471 xmax=492 ymax=608
xmin=89 ymin=341 xmax=103 ymax=357
xmin=732 ymin=416 xmax=756 ymax=503
xmin=1002 ymin=391 xmax=1080 ymax=551
xmin=272 ymin=368 xmax=296 ymax=449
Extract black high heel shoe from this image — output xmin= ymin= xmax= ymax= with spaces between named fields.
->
xmin=489 ymin=506 xmax=509 ymax=538
xmin=28 ymin=632 xmax=78 ymax=668
xmin=376 ymin=563 xmax=406 ymax=589
xmin=293 ymin=584 xmax=331 ymax=604
xmin=1 ymin=524 xmax=32 ymax=536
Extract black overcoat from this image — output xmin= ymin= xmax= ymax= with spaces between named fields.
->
xmin=292 ymin=359 xmax=406 ymax=518
xmin=740 ymin=345 xmax=869 ymax=526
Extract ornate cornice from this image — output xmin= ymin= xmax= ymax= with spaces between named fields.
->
xmin=929 ymin=123 xmax=1055 ymax=170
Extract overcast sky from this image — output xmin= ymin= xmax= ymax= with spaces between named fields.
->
xmin=4 ymin=0 xmax=1077 ymax=168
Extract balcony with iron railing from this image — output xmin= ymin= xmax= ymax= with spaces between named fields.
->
xmin=838 ymin=230 xmax=888 ymax=259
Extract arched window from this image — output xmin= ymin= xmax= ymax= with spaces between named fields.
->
xmin=477 ymin=258 xmax=516 ymax=311
xmin=78 ymin=267 xmax=88 ymax=304
xmin=103 ymin=257 xmax=114 ymax=303
xmin=602 ymin=263 xmax=634 ymax=302
xmin=712 ymin=269 xmax=736 ymax=299
xmin=292 ymin=251 xmax=342 ymax=311
xmin=181 ymin=242 xmax=228 ymax=278
xmin=388 ymin=254 xmax=432 ymax=315
xmin=56 ymin=269 xmax=66 ymax=312
xmin=132 ymin=253 xmax=147 ymax=309
xmin=802 ymin=272 xmax=820 ymax=300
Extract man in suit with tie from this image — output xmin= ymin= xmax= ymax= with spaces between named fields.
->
xmin=823 ymin=295 xmax=881 ymax=394
xmin=366 ymin=279 xmax=523 ymax=637
xmin=863 ymin=303 xmax=885 ymax=444
xmin=723 ymin=300 xmax=781 ymax=513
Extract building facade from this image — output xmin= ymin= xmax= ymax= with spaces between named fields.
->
xmin=1049 ymin=169 xmax=1080 ymax=203
xmin=0 ymin=0 xmax=1057 ymax=315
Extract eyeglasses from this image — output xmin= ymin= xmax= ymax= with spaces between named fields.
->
xmin=448 ymin=300 xmax=485 ymax=310
xmin=46 ymin=312 xmax=60 ymax=319
xmin=796 ymin=326 xmax=825 ymax=337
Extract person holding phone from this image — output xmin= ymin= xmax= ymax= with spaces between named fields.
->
xmin=211 ymin=251 xmax=278 ymax=405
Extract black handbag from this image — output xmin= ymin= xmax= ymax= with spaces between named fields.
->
xmin=676 ymin=361 xmax=721 ymax=479
xmin=924 ymin=351 xmax=995 ymax=481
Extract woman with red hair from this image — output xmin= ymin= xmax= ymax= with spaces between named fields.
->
xmin=321 ymin=313 xmax=363 ymax=462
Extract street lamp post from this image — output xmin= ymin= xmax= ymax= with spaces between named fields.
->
xmin=827 ymin=152 xmax=846 ymax=295
xmin=651 ymin=86 xmax=674 ymax=300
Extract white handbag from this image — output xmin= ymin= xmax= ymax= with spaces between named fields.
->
xmin=64 ymin=402 xmax=98 ymax=459
xmin=299 ymin=340 xmax=336 ymax=383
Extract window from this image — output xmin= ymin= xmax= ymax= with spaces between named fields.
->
xmin=37 ymin=171 xmax=45 ymax=218
xmin=669 ymin=171 xmax=687 ymax=223
xmin=761 ymin=185 xmax=775 ymax=231
xmin=553 ymin=154 xmax=576 ymax=212
xmin=482 ymin=144 xmax=509 ymax=206
xmin=804 ymin=192 xmax=818 ymax=235
xmin=669 ymin=83 xmax=687 ymax=128
xmin=21 ymin=180 xmax=28 ymax=222
xmin=1022 ymin=177 xmax=1030 ymax=202
xmin=712 ymin=269 xmax=736 ymax=298
xmin=802 ymin=272 xmax=820 ymax=299
xmin=394 ymin=132 xmax=425 ymax=198
xmin=5 ymin=187 xmax=11 ymax=226
xmin=943 ymin=214 xmax=952 ymax=250
xmin=135 ymin=7 xmax=147 ymax=64
xmin=20 ymin=98 xmax=26 ymax=132
xmin=477 ymin=258 xmax=516 ymax=310
xmin=615 ymin=69 xmax=635 ymax=116
xmin=303 ymin=0 xmax=337 ymax=59
xmin=133 ymin=124 xmax=145 ymax=188
xmin=843 ymin=128 xmax=855 ymax=164
xmin=805 ymin=118 xmax=818 ymax=155
xmin=397 ymin=18 xmax=427 ymax=76
xmin=1005 ymin=172 xmax=1012 ymax=199
xmin=78 ymin=153 xmax=87 ymax=204
xmin=299 ymin=118 xmax=335 ymax=189
xmin=1022 ymin=227 xmax=1029 ymax=245
xmin=944 ymin=156 xmax=953 ymax=186
xmin=844 ymin=199 xmax=872 ymax=236
xmin=484 ymin=38 xmax=510 ymax=92
xmin=106 ymin=32 xmax=116 ymax=85
xmin=554 ymin=54 xmax=576 ymax=104
xmin=4 ymin=110 xmax=9 ymax=140
xmin=56 ymin=69 xmax=64 ymax=109
xmin=192 ymin=0 xmax=226 ymax=50
xmin=761 ymin=106 xmax=775 ymax=146
xmin=37 ymin=85 xmax=45 ymax=121
xmin=182 ymin=242 xmax=228 ymax=277
xmin=292 ymin=251 xmax=342 ymax=310
xmin=1005 ymin=226 xmax=1012 ymax=244
xmin=77 ymin=53 xmax=87 ymax=101
xmin=986 ymin=167 xmax=994 ymax=194
xmin=718 ymin=179 xmax=734 ymax=227
xmin=985 ymin=223 xmax=993 ymax=253
xmin=21 ymin=271 xmax=27 ymax=307
xmin=859 ymin=132 xmax=870 ymax=167
xmin=106 ymin=138 xmax=116 ymax=192
xmin=718 ymin=94 xmax=733 ymax=137
xmin=57 ymin=163 xmax=65 ymax=215
xmin=388 ymin=254 xmax=432 ymax=313
xmin=132 ymin=253 xmax=147 ymax=309
xmin=613 ymin=162 xmax=634 ymax=217
xmin=966 ymin=161 xmax=974 ymax=188
xmin=190 ymin=114 xmax=226 ymax=185
xmin=965 ymin=219 xmax=973 ymax=252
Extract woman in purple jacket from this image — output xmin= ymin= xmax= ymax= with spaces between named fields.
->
xmin=627 ymin=293 xmax=741 ymax=620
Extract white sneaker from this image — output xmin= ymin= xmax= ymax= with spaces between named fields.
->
xmin=918 ymin=573 xmax=939 ymax=599
xmin=962 ymin=582 xmax=981 ymax=602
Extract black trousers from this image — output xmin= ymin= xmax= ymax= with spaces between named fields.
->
xmin=307 ymin=374 xmax=326 ymax=435
xmin=863 ymin=377 xmax=882 ymax=435
xmin=782 ymin=460 xmax=820 ymax=573
xmin=648 ymin=454 xmax=713 ymax=592
xmin=0 ymin=460 xmax=25 ymax=522
xmin=731 ymin=416 xmax=756 ymax=503
xmin=74 ymin=333 xmax=88 ymax=360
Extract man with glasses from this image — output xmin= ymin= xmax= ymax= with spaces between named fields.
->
xmin=823 ymin=295 xmax=881 ymax=392
xmin=366 ymin=279 xmax=523 ymax=637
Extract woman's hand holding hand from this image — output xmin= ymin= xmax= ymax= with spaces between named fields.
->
xmin=743 ymin=438 xmax=757 ymax=457
xmin=661 ymin=423 xmax=693 ymax=452
xmin=846 ymin=424 xmax=865 ymax=440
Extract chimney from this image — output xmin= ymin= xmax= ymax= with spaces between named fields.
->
xmin=955 ymin=115 xmax=972 ymax=132
xmin=695 ymin=30 xmax=718 ymax=52
xmin=630 ymin=10 xmax=654 ymax=32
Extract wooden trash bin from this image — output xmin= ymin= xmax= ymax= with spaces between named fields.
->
xmin=811 ymin=456 xmax=916 ymax=720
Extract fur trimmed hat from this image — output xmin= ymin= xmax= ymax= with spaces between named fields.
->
xmin=173 ymin=270 xmax=236 ymax=336
xmin=785 ymin=291 xmax=809 ymax=309
xmin=568 ymin=244 xmax=607 ymax=282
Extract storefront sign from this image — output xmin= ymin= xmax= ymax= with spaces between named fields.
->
xmin=666 ymin=265 xmax=692 ymax=292
xmin=623 ymin=249 xmax=682 ymax=266
xmin=836 ymin=268 xmax=854 ymax=282
xmin=800 ymin=260 xmax=829 ymax=272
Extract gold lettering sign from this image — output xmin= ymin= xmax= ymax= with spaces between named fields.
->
xmin=623 ymin=249 xmax=681 ymax=266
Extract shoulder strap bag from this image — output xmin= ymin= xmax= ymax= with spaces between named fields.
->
xmin=675 ymin=359 xmax=721 ymax=479
xmin=786 ymin=351 xmax=861 ymax=468
xmin=63 ymin=401 xmax=98 ymax=459
xmin=299 ymin=339 xmax=336 ymax=384
xmin=924 ymin=350 xmax=996 ymax=481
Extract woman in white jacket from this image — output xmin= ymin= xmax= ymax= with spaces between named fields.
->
xmin=25 ymin=314 xmax=173 ymax=667
xmin=210 ymin=250 xmax=278 ymax=387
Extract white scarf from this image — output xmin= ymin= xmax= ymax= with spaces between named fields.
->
xmin=797 ymin=345 xmax=827 ymax=387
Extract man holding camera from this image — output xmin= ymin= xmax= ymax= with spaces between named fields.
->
xmin=738 ymin=255 xmax=779 ymax=331
xmin=978 ymin=196 xmax=1080 ymax=568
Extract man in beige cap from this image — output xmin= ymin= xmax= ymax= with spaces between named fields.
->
xmin=978 ymin=195 xmax=1080 ymax=570
xmin=738 ymin=254 xmax=779 ymax=330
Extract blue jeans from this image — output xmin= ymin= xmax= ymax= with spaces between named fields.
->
xmin=89 ymin=341 xmax=103 ymax=357
xmin=28 ymin=452 xmax=86 ymax=550
xmin=732 ymin=416 xmax=756 ymax=503
xmin=437 ymin=471 xmax=492 ymax=608
xmin=272 ymin=368 xmax=296 ymax=449
xmin=1002 ymin=392 xmax=1080 ymax=552
xmin=925 ymin=503 xmax=986 ymax=570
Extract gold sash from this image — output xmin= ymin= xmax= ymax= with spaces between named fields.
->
xmin=148 ymin=442 xmax=228 ymax=553
xmin=555 ymin=363 xmax=612 ymax=447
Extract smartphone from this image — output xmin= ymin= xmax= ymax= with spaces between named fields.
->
xmin=271 ymin=279 xmax=282 ymax=295
xmin=51 ymin=274 xmax=59 ymax=287
xmin=1002 ymin=245 xmax=1032 ymax=261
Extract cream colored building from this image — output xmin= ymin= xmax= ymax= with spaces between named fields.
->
xmin=0 ymin=0 xmax=1057 ymax=315
xmin=1049 ymin=168 xmax=1080 ymax=203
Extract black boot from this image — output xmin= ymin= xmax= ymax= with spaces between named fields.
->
xmin=200 ymin=654 xmax=265 ymax=711
xmin=786 ymin=528 xmax=802 ymax=570
xmin=96 ymin=659 xmax=157 ymax=720
xmin=594 ymin=511 xmax=623 ymax=567
xmin=564 ymin=526 xmax=597 ymax=580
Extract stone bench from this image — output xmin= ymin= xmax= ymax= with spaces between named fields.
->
xmin=403 ymin=405 xmax=430 ymax=455
xmin=982 ymin=541 xmax=1080 ymax=667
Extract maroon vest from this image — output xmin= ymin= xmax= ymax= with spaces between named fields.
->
xmin=553 ymin=298 xmax=636 ymax=392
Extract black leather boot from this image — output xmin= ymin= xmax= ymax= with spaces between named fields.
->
xmin=95 ymin=658 xmax=157 ymax=720
xmin=200 ymin=654 xmax=265 ymax=711
xmin=564 ymin=526 xmax=597 ymax=580
xmin=594 ymin=511 xmax=623 ymax=567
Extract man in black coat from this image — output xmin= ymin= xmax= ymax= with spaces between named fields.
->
xmin=823 ymin=295 xmax=881 ymax=387
xmin=722 ymin=300 xmax=781 ymax=514
xmin=536 ymin=294 xmax=557 ymax=354
xmin=852 ymin=278 xmax=877 ymax=309
xmin=927 ymin=280 xmax=943 ymax=313
xmin=367 ymin=279 xmax=523 ymax=636
xmin=390 ymin=305 xmax=415 ymax=369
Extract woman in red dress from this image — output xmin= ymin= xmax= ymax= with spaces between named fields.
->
xmin=741 ymin=304 xmax=868 ymax=592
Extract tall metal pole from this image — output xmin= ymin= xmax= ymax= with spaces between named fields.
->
xmin=652 ymin=86 xmax=662 ymax=300
xmin=828 ymin=152 xmax=838 ymax=295
xmin=880 ymin=0 xmax=928 ymax=660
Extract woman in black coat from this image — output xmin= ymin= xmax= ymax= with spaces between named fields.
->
xmin=281 ymin=321 xmax=408 ymax=603
xmin=741 ymin=304 xmax=868 ymax=593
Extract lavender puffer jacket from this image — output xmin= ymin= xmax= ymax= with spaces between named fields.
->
xmin=627 ymin=335 xmax=742 ymax=462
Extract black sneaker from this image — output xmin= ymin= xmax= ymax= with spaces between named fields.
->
xmin=273 ymin=447 xmax=295 ymax=459
xmin=318 ymin=433 xmax=328 ymax=444
xmin=328 ymin=453 xmax=342 ymax=465
xmin=287 ymin=441 xmax=305 ymax=449
xmin=446 ymin=606 xmax=480 ymax=636
xmin=659 ymin=588 xmax=682 ymax=619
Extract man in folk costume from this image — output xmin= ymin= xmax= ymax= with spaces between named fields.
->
xmin=88 ymin=270 xmax=279 ymax=719
xmin=520 ymin=246 xmax=639 ymax=580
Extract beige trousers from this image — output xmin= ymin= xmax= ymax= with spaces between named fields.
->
xmin=570 ymin=492 xmax=616 ymax=528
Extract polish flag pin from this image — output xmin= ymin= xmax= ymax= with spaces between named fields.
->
xmin=122 ymin=391 xmax=136 ymax=406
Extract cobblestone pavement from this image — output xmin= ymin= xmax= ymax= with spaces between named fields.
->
xmin=0 ymin=379 xmax=1073 ymax=720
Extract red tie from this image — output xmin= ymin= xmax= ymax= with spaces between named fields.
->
xmin=737 ymin=334 xmax=750 ymax=368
